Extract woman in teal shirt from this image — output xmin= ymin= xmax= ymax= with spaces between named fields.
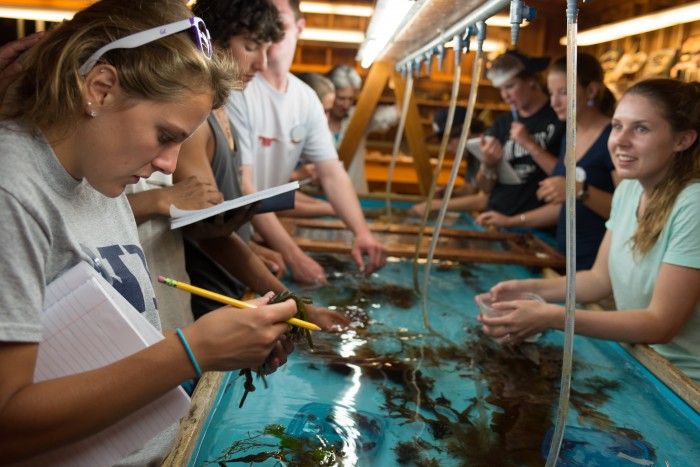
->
xmin=479 ymin=78 xmax=700 ymax=383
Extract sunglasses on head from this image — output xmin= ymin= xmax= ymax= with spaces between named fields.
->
xmin=79 ymin=16 xmax=212 ymax=75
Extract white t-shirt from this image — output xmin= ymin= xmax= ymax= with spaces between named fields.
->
xmin=226 ymin=73 xmax=337 ymax=190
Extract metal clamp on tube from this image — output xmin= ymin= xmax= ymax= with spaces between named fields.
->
xmin=424 ymin=50 xmax=434 ymax=77
xmin=461 ymin=25 xmax=475 ymax=55
xmin=413 ymin=56 xmax=422 ymax=78
xmin=435 ymin=44 xmax=446 ymax=73
xmin=396 ymin=0 xmax=510 ymax=70
xmin=509 ymin=0 xmax=537 ymax=46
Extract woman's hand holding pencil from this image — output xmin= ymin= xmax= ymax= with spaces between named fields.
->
xmin=158 ymin=276 xmax=321 ymax=331
xmin=171 ymin=284 xmax=299 ymax=374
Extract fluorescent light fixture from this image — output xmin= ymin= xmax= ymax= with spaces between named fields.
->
xmin=300 ymin=28 xmax=365 ymax=44
xmin=300 ymin=1 xmax=373 ymax=17
xmin=357 ymin=0 xmax=416 ymax=68
xmin=444 ymin=38 xmax=508 ymax=53
xmin=561 ymin=0 xmax=700 ymax=46
xmin=485 ymin=14 xmax=529 ymax=28
xmin=0 ymin=5 xmax=76 ymax=22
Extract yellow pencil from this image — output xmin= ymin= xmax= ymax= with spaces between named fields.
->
xmin=157 ymin=276 xmax=321 ymax=331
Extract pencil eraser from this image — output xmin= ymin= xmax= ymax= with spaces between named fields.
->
xmin=157 ymin=275 xmax=165 ymax=283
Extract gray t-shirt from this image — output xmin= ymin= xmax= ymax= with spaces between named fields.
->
xmin=0 ymin=121 xmax=174 ymax=464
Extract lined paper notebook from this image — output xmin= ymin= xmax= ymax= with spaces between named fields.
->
xmin=18 ymin=262 xmax=190 ymax=467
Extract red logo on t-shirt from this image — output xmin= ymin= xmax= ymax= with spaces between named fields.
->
xmin=258 ymin=135 xmax=280 ymax=147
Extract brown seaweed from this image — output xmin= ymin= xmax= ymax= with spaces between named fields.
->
xmin=300 ymin=327 xmax=650 ymax=466
xmin=313 ymin=279 xmax=417 ymax=314
xmin=212 ymin=260 xmax=652 ymax=465
xmin=238 ymin=290 xmax=314 ymax=408
xmin=203 ymin=423 xmax=341 ymax=466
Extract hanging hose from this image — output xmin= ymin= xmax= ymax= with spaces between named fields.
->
xmin=385 ymin=68 xmax=414 ymax=218
xmin=545 ymin=1 xmax=579 ymax=465
xmin=419 ymin=21 xmax=487 ymax=331
xmin=412 ymin=35 xmax=463 ymax=293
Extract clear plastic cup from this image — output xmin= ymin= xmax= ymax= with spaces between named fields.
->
xmin=475 ymin=291 xmax=545 ymax=343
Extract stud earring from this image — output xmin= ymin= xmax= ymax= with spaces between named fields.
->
xmin=86 ymin=102 xmax=97 ymax=117
xmin=100 ymin=68 xmax=106 ymax=73
xmin=587 ymin=98 xmax=595 ymax=108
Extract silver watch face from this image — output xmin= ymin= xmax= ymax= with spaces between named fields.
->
xmin=575 ymin=166 xmax=586 ymax=183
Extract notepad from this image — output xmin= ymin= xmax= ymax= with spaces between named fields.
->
xmin=169 ymin=181 xmax=299 ymax=230
xmin=20 ymin=262 xmax=190 ymax=467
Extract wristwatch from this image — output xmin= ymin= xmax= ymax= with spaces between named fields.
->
xmin=575 ymin=167 xmax=589 ymax=201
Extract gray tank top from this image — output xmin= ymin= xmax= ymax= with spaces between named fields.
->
xmin=184 ymin=113 xmax=252 ymax=318
xmin=207 ymin=113 xmax=252 ymax=243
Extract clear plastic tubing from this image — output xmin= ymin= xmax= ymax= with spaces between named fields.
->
xmin=412 ymin=34 xmax=463 ymax=293
xmin=385 ymin=72 xmax=414 ymax=217
xmin=420 ymin=21 xmax=487 ymax=330
xmin=545 ymin=1 xmax=579 ymax=465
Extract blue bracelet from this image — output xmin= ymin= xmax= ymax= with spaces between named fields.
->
xmin=175 ymin=328 xmax=203 ymax=378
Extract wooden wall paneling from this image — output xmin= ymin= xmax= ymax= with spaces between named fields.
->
xmin=391 ymin=67 xmax=432 ymax=195
xmin=511 ymin=15 xmax=546 ymax=56
xmin=522 ymin=0 xmax=566 ymax=59
xmin=676 ymin=23 xmax=687 ymax=50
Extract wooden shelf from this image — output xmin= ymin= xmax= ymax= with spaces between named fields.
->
xmin=418 ymin=72 xmax=495 ymax=86
xmin=377 ymin=96 xmax=510 ymax=111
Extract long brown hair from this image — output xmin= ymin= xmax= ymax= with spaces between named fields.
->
xmin=2 ymin=0 xmax=238 ymax=136
xmin=625 ymin=79 xmax=700 ymax=256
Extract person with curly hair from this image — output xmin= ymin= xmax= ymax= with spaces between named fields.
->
xmin=227 ymin=0 xmax=387 ymax=285
xmin=173 ymin=0 xmax=349 ymax=330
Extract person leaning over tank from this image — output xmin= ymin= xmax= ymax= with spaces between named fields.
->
xmin=0 ymin=1 xmax=297 ymax=463
xmin=226 ymin=0 xmax=387 ymax=285
xmin=287 ymin=71 xmax=339 ymax=218
xmin=174 ymin=0 xmax=349 ymax=330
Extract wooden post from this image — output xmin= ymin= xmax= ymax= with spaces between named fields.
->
xmin=338 ymin=61 xmax=392 ymax=168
